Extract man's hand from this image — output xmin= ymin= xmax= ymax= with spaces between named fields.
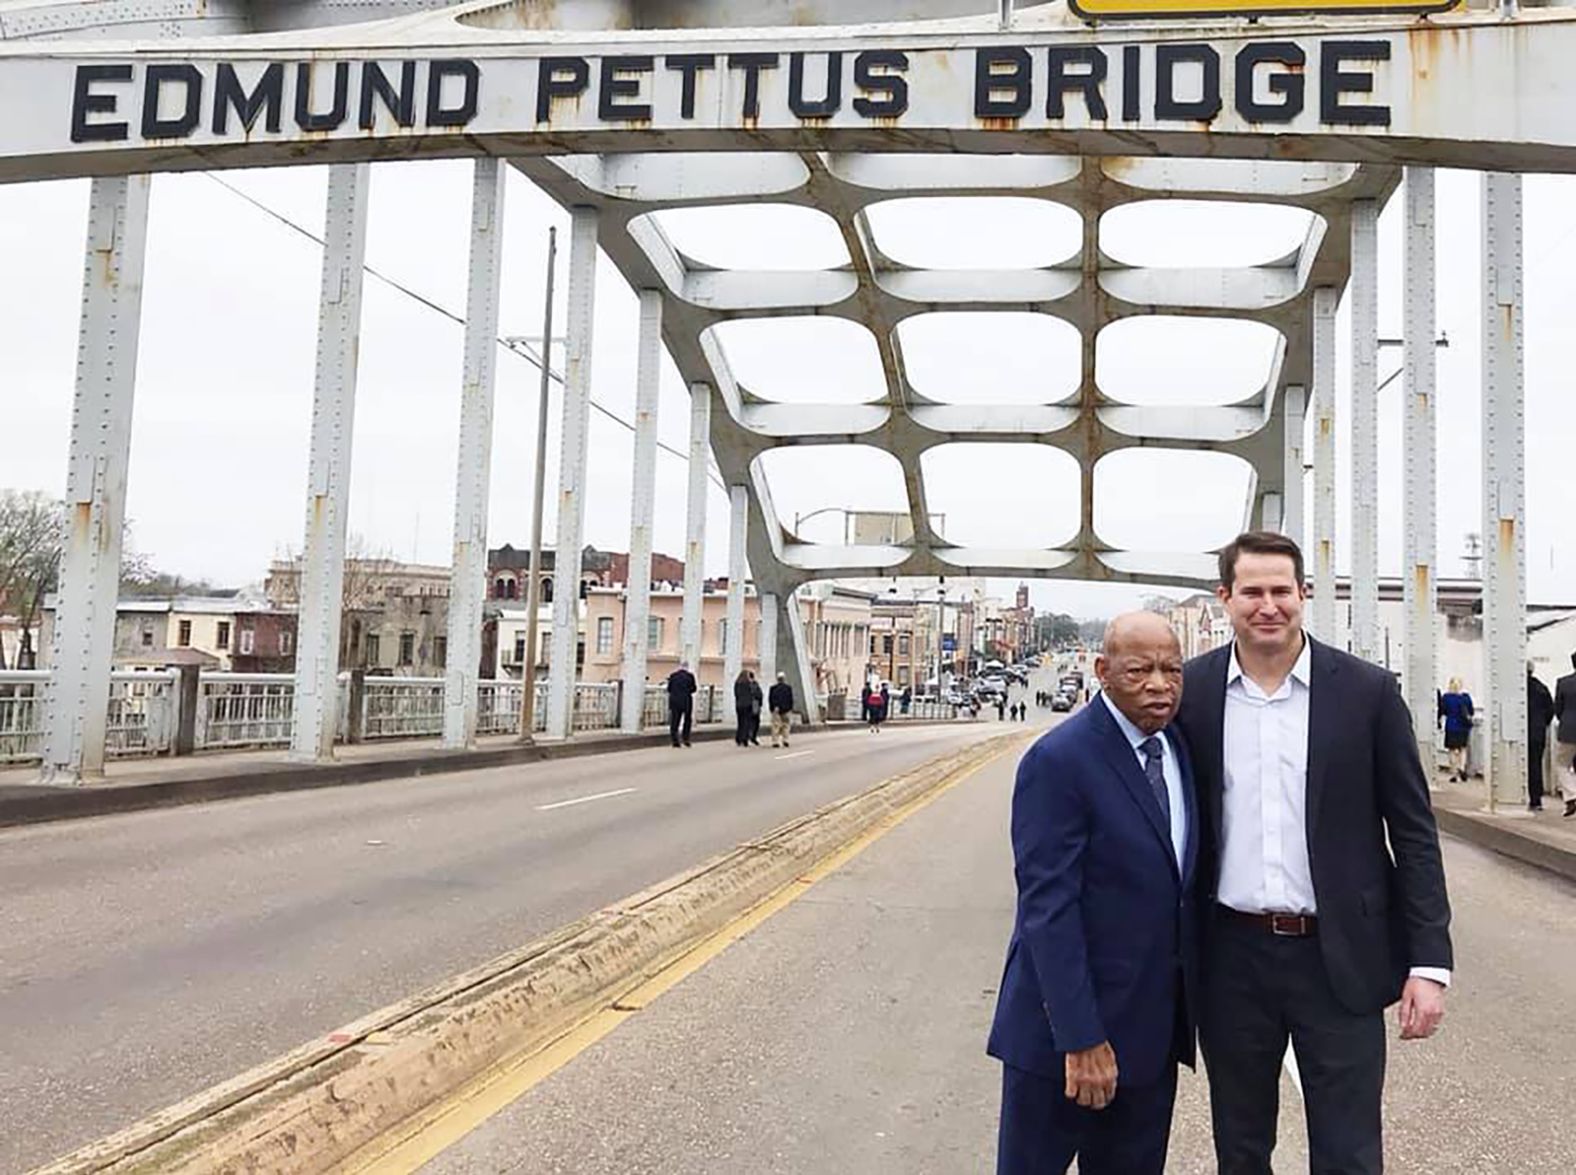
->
xmin=1064 ymin=1042 xmax=1119 ymax=1109
xmin=1398 ymin=976 xmax=1447 ymax=1040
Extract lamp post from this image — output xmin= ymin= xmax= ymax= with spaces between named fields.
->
xmin=506 ymin=226 xmax=558 ymax=742
xmin=935 ymin=584 xmax=947 ymax=700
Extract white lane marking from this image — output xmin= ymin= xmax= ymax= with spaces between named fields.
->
xmin=774 ymin=750 xmax=815 ymax=761
xmin=535 ymin=787 xmax=638 ymax=812
xmin=1283 ymin=1043 xmax=1304 ymax=1097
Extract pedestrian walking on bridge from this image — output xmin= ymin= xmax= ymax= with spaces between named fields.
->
xmin=666 ymin=661 xmax=697 ymax=748
xmin=769 ymin=672 xmax=795 ymax=748
xmin=733 ymin=671 xmax=757 ymax=747
xmin=1438 ymin=678 xmax=1474 ymax=783
xmin=1529 ymin=664 xmax=1555 ymax=812
xmin=1555 ymin=653 xmax=1576 ymax=817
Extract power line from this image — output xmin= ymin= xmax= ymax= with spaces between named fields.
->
xmin=202 ymin=171 xmax=726 ymax=491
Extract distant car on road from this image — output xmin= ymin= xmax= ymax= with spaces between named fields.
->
xmin=1050 ymin=692 xmax=1074 ymax=713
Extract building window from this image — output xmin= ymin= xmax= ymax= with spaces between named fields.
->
xmin=494 ymin=577 xmax=507 ymax=599
xmin=435 ymin=636 xmax=447 ymax=669
xmin=239 ymin=629 xmax=255 ymax=655
xmin=718 ymin=618 xmax=728 ymax=656
xmin=177 ymin=619 xmax=192 ymax=647
xmin=398 ymin=632 xmax=415 ymax=666
xmin=279 ymin=630 xmax=292 ymax=656
xmin=366 ymin=632 xmax=381 ymax=664
xmin=648 ymin=616 xmax=663 ymax=650
xmin=514 ymin=634 xmax=527 ymax=664
xmin=216 ymin=621 xmax=231 ymax=650
xmin=141 ymin=627 xmax=154 ymax=648
xmin=596 ymin=616 xmax=615 ymax=655
xmin=542 ymin=578 xmax=554 ymax=603
xmin=898 ymin=634 xmax=910 ymax=656
xmin=882 ymin=634 xmax=893 ymax=655
xmin=898 ymin=665 xmax=910 ymax=687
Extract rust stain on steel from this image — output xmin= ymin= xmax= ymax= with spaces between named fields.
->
xmin=1414 ymin=563 xmax=1431 ymax=593
xmin=978 ymin=117 xmax=1019 ymax=132
xmin=1498 ymin=517 xmax=1516 ymax=545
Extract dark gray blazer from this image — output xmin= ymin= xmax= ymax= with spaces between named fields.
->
xmin=1174 ymin=637 xmax=1453 ymax=1015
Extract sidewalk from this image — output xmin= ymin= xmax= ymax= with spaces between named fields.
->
xmin=1430 ymin=771 xmax=1576 ymax=883
xmin=0 ymin=716 xmax=977 ymax=828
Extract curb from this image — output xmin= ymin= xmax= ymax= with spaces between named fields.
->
xmin=0 ymin=718 xmax=978 ymax=830
xmin=30 ymin=730 xmax=1028 ymax=1175
xmin=1435 ymin=806 xmax=1576 ymax=884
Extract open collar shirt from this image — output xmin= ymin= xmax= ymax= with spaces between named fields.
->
xmin=1218 ymin=637 xmax=1450 ymax=988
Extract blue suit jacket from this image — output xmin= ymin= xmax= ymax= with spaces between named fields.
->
xmin=987 ymin=698 xmax=1200 ymax=1087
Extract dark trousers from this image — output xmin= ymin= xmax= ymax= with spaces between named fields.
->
xmin=668 ymin=702 xmax=692 ymax=746
xmin=996 ymin=1062 xmax=1177 ymax=1175
xmin=1202 ymin=912 xmax=1386 ymax=1175
xmin=1530 ymin=737 xmax=1547 ymax=806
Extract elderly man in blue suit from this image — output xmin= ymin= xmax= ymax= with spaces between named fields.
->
xmin=987 ymin=611 xmax=1198 ymax=1174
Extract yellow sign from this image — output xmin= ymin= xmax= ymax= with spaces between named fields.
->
xmin=1071 ymin=0 xmax=1457 ymax=17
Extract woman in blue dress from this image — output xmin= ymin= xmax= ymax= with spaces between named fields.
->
xmin=1438 ymin=677 xmax=1475 ymax=782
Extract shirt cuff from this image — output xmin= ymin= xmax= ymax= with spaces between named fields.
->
xmin=1409 ymin=966 xmax=1452 ymax=988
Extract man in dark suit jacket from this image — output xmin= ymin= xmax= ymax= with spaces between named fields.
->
xmin=665 ymin=662 xmax=697 ymax=748
xmin=988 ymin=612 xmax=1198 ymax=1174
xmin=1174 ymin=531 xmax=1453 ymax=1175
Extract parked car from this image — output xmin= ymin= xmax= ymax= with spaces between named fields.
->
xmin=1051 ymin=690 xmax=1075 ymax=713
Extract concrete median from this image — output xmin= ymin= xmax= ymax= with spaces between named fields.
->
xmin=31 ymin=729 xmax=1027 ymax=1175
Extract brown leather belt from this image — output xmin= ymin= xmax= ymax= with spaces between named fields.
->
xmin=1219 ymin=906 xmax=1319 ymax=937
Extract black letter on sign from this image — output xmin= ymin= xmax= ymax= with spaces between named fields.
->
xmin=359 ymin=61 xmax=416 ymax=129
xmin=728 ymin=53 xmax=779 ymax=120
xmin=71 ymin=64 xmax=131 ymax=143
xmin=666 ymin=55 xmax=715 ymax=120
xmin=1236 ymin=43 xmax=1305 ymax=124
xmin=1321 ymin=41 xmax=1391 ymax=127
xmin=853 ymin=50 xmax=908 ymax=119
xmin=214 ymin=63 xmax=284 ymax=134
xmin=427 ymin=60 xmax=479 ymax=128
xmin=1046 ymin=47 xmax=1107 ymax=121
xmin=789 ymin=52 xmax=842 ymax=119
xmin=295 ymin=62 xmax=350 ymax=132
xmin=536 ymin=57 xmax=589 ymax=123
xmin=599 ymin=56 xmax=654 ymax=121
xmin=142 ymin=64 xmax=203 ymax=139
xmin=1122 ymin=46 xmax=1140 ymax=121
xmin=975 ymin=47 xmax=1032 ymax=119
xmin=1155 ymin=44 xmax=1221 ymax=121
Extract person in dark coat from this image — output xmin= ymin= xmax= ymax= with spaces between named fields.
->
xmin=768 ymin=673 xmax=795 ymax=748
xmin=1528 ymin=665 xmax=1556 ymax=812
xmin=666 ymin=661 xmax=697 ymax=748
xmin=747 ymin=671 xmax=764 ymax=746
xmin=733 ymin=671 xmax=754 ymax=746
xmin=1555 ymin=653 xmax=1576 ymax=817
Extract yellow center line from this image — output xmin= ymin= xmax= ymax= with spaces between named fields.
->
xmin=344 ymin=739 xmax=1023 ymax=1174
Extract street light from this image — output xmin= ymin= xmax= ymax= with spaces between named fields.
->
xmin=505 ymin=226 xmax=559 ymax=743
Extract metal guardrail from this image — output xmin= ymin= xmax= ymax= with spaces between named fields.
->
xmin=0 ymin=671 xmax=957 ymax=768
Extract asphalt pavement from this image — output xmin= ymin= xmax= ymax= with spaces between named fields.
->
xmin=0 ymin=718 xmax=1023 ymax=1173
xmin=412 ymin=730 xmax=1576 ymax=1175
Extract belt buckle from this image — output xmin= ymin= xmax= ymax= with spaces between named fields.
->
xmin=1269 ymin=913 xmax=1303 ymax=937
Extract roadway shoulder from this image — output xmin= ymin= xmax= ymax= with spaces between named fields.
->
xmin=1433 ymin=781 xmax=1576 ymax=883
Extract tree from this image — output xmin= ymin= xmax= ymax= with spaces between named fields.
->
xmin=0 ymin=490 xmax=62 ymax=669
xmin=1077 ymin=617 xmax=1108 ymax=646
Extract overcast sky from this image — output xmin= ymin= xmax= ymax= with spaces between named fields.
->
xmin=2 ymin=162 xmax=1573 ymax=619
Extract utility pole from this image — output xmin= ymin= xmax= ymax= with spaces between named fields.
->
xmin=518 ymin=227 xmax=557 ymax=742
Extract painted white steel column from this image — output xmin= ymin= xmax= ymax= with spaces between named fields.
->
xmin=1481 ymin=171 xmax=1527 ymax=812
xmin=620 ymin=290 xmax=663 ymax=733
xmin=759 ymin=592 xmax=780 ymax=691
xmin=1349 ymin=201 xmax=1381 ymax=665
xmin=1402 ymin=168 xmax=1440 ymax=779
xmin=722 ymin=485 xmax=748 ymax=724
xmin=1281 ymin=385 xmax=1307 ymax=550
xmin=442 ymin=159 xmax=506 ymax=749
xmin=1310 ymin=287 xmax=1339 ymax=643
xmin=680 ymin=383 xmax=711 ymax=673
xmin=545 ymin=207 xmax=600 ymax=740
xmin=40 ymin=174 xmax=151 ymax=784
xmin=290 ymin=163 xmax=370 ymax=762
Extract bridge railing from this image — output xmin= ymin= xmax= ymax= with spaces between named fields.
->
xmin=0 ymin=672 xmax=954 ymax=768
xmin=0 ymin=671 xmax=743 ymax=765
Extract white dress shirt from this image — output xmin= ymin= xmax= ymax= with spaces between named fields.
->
xmin=1101 ymin=692 xmax=1188 ymax=869
xmin=1218 ymin=639 xmax=1450 ymax=988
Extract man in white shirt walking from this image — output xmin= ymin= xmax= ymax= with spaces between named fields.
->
xmin=1173 ymin=531 xmax=1452 ymax=1174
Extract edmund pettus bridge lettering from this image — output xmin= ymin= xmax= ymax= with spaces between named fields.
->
xmin=67 ymin=39 xmax=1392 ymax=146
